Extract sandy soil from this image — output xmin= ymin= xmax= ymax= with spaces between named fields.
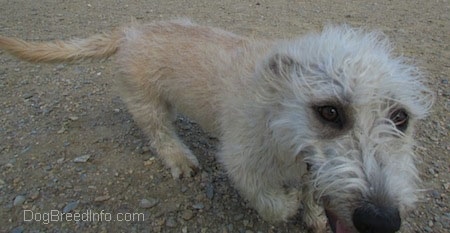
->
xmin=0 ymin=0 xmax=449 ymax=232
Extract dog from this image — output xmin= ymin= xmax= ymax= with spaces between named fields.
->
xmin=0 ymin=19 xmax=433 ymax=232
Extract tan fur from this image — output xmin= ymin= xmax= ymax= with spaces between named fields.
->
xmin=0 ymin=19 xmax=256 ymax=177
xmin=0 ymin=32 xmax=120 ymax=62
xmin=0 ymin=19 xmax=433 ymax=233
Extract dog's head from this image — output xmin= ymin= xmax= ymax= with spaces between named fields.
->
xmin=254 ymin=26 xmax=434 ymax=233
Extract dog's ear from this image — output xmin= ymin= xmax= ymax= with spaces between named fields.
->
xmin=267 ymin=53 xmax=295 ymax=77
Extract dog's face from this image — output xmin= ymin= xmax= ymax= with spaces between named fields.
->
xmin=255 ymin=27 xmax=433 ymax=233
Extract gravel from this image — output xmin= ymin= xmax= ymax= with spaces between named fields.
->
xmin=139 ymin=198 xmax=159 ymax=209
xmin=0 ymin=0 xmax=448 ymax=232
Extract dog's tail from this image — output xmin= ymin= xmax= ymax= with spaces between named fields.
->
xmin=0 ymin=31 xmax=121 ymax=63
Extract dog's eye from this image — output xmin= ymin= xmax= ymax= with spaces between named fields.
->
xmin=317 ymin=106 xmax=339 ymax=122
xmin=390 ymin=109 xmax=409 ymax=132
xmin=314 ymin=105 xmax=346 ymax=130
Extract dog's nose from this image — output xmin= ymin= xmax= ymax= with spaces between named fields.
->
xmin=352 ymin=204 xmax=401 ymax=233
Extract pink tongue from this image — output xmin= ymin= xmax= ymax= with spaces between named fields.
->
xmin=336 ymin=220 xmax=351 ymax=233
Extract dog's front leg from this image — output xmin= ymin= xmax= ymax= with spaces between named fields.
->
xmin=221 ymin=152 xmax=301 ymax=222
xmin=302 ymin=181 xmax=327 ymax=233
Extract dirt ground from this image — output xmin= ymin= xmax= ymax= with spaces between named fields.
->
xmin=0 ymin=0 xmax=448 ymax=232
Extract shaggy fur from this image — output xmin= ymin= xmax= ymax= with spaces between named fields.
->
xmin=0 ymin=19 xmax=433 ymax=233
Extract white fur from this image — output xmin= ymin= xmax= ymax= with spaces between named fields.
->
xmin=218 ymin=25 xmax=433 ymax=232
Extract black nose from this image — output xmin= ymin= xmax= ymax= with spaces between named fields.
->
xmin=352 ymin=203 xmax=401 ymax=233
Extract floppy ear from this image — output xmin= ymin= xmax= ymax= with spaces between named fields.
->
xmin=256 ymin=53 xmax=298 ymax=97
xmin=267 ymin=53 xmax=295 ymax=77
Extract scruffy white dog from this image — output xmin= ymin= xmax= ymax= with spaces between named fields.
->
xmin=0 ymin=19 xmax=433 ymax=233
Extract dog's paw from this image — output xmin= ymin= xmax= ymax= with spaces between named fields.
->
xmin=303 ymin=202 xmax=327 ymax=233
xmin=169 ymin=159 xmax=199 ymax=179
xmin=167 ymin=150 xmax=200 ymax=179
xmin=254 ymin=190 xmax=301 ymax=222
xmin=156 ymin=142 xmax=201 ymax=179
xmin=305 ymin=216 xmax=327 ymax=233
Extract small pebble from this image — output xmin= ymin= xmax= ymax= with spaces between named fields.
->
xmin=22 ymin=93 xmax=34 ymax=99
xmin=94 ymin=195 xmax=110 ymax=202
xmin=56 ymin=158 xmax=65 ymax=163
xmin=74 ymin=155 xmax=91 ymax=163
xmin=55 ymin=64 xmax=65 ymax=70
xmin=429 ymin=190 xmax=440 ymax=198
xmin=68 ymin=116 xmax=79 ymax=121
xmin=63 ymin=201 xmax=79 ymax=213
xmin=57 ymin=126 xmax=66 ymax=134
xmin=243 ymin=219 xmax=253 ymax=227
xmin=29 ymin=191 xmax=40 ymax=200
xmin=143 ymin=159 xmax=154 ymax=166
xmin=181 ymin=209 xmax=195 ymax=220
xmin=165 ymin=216 xmax=177 ymax=227
xmin=441 ymin=213 xmax=450 ymax=228
xmin=13 ymin=195 xmax=26 ymax=206
xmin=141 ymin=146 xmax=151 ymax=153
xmin=234 ymin=214 xmax=244 ymax=221
xmin=44 ymin=165 xmax=52 ymax=171
xmin=192 ymin=203 xmax=204 ymax=210
xmin=443 ymin=183 xmax=450 ymax=190
xmin=205 ymin=183 xmax=214 ymax=199
xmin=10 ymin=226 xmax=24 ymax=233
xmin=227 ymin=224 xmax=234 ymax=232
xmin=221 ymin=226 xmax=229 ymax=233
xmin=139 ymin=198 xmax=159 ymax=209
